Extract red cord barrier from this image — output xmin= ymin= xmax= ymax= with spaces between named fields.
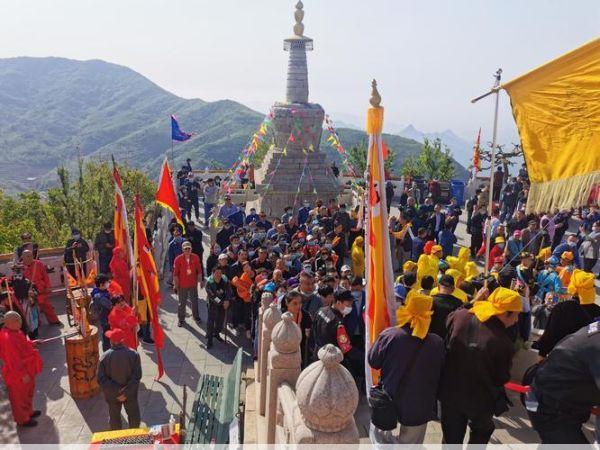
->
xmin=504 ymin=382 xmax=599 ymax=416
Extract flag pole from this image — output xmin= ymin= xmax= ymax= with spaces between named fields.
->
xmin=483 ymin=68 xmax=502 ymax=280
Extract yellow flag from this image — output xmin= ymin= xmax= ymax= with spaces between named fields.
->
xmin=502 ymin=37 xmax=600 ymax=213
xmin=364 ymin=82 xmax=396 ymax=387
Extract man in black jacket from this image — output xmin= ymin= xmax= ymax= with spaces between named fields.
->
xmin=205 ymin=266 xmax=233 ymax=349
xmin=64 ymin=228 xmax=90 ymax=278
xmin=97 ymin=329 xmax=142 ymax=430
xmin=94 ymin=222 xmax=115 ymax=274
xmin=528 ymin=322 xmax=600 ymax=444
xmin=429 ymin=274 xmax=463 ymax=339
xmin=439 ymin=287 xmax=522 ymax=444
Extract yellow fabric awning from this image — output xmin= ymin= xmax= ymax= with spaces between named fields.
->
xmin=502 ymin=37 xmax=600 ymax=213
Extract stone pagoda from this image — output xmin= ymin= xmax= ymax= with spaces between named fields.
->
xmin=251 ymin=1 xmax=342 ymax=217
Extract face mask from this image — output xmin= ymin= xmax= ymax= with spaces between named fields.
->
xmin=73 ymin=234 xmax=81 ymax=240
xmin=285 ymin=261 xmax=292 ymax=268
xmin=498 ymin=244 xmax=505 ymax=249
xmin=340 ymin=208 xmax=346 ymax=213
xmin=342 ymin=306 xmax=353 ymax=316
xmin=303 ymin=202 xmax=309 ymax=207
xmin=325 ymin=244 xmax=333 ymax=250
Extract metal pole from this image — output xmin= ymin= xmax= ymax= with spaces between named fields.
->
xmin=483 ymin=68 xmax=502 ymax=279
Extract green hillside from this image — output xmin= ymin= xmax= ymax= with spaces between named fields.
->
xmin=0 ymin=57 xmax=468 ymax=192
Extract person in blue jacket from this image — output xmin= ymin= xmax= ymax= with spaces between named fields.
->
xmin=91 ymin=274 xmax=114 ymax=352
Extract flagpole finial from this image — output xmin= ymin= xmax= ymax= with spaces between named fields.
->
xmin=370 ymin=79 xmax=382 ymax=108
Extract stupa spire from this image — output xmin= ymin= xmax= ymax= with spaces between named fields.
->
xmin=284 ymin=1 xmax=313 ymax=103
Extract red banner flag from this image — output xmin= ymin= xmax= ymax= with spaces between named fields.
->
xmin=134 ymin=195 xmax=165 ymax=379
xmin=112 ymin=159 xmax=134 ymax=277
xmin=155 ymin=158 xmax=183 ymax=226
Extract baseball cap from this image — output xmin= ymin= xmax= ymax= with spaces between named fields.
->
xmin=218 ymin=253 xmax=229 ymax=260
xmin=341 ymin=265 xmax=351 ymax=273
xmin=105 ymin=328 xmax=125 ymax=344
xmin=182 ymin=241 xmax=192 ymax=249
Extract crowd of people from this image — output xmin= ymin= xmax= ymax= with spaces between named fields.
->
xmin=0 ymin=160 xmax=598 ymax=444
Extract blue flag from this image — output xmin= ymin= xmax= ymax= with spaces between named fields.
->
xmin=171 ymin=115 xmax=192 ymax=142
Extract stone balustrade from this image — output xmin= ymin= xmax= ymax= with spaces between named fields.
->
xmin=258 ymin=302 xmax=281 ymax=416
xmin=265 ymin=312 xmax=302 ymax=443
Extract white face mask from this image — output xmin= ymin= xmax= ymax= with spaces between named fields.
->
xmin=342 ymin=306 xmax=353 ymax=316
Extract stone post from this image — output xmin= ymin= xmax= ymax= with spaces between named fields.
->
xmin=294 ymin=344 xmax=360 ymax=443
xmin=259 ymin=303 xmax=281 ymax=416
xmin=256 ymin=292 xmax=274 ymax=384
xmin=266 ymin=312 xmax=302 ymax=443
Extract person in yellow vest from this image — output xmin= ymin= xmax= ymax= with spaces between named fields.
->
xmin=417 ymin=245 xmax=442 ymax=286
xmin=557 ymin=251 xmax=575 ymax=288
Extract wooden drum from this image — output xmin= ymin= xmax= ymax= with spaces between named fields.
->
xmin=65 ymin=326 xmax=100 ymax=399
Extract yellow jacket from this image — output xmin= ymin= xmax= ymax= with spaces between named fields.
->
xmin=417 ymin=254 xmax=439 ymax=285
xmin=351 ymin=237 xmax=365 ymax=278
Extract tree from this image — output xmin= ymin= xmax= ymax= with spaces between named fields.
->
xmin=346 ymin=140 xmax=397 ymax=176
xmin=401 ymin=138 xmax=455 ymax=181
xmin=477 ymin=143 xmax=524 ymax=182
xmin=0 ymin=159 xmax=156 ymax=253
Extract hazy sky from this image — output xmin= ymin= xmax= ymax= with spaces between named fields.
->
xmin=1 ymin=0 xmax=598 ymax=144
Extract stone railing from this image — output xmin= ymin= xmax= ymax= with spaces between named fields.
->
xmin=254 ymin=305 xmax=359 ymax=444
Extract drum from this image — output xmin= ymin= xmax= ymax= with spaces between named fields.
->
xmin=65 ymin=326 xmax=100 ymax=399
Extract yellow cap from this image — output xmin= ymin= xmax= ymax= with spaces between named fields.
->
xmin=561 ymin=251 xmax=574 ymax=261
xmin=568 ymin=269 xmax=596 ymax=304
xmin=403 ymin=260 xmax=418 ymax=273
xmin=470 ymin=287 xmax=523 ymax=322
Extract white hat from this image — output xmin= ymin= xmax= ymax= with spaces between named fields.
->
xmin=341 ymin=265 xmax=351 ymax=272
xmin=218 ymin=253 xmax=229 ymax=260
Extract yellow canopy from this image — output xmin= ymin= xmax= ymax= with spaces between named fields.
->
xmin=502 ymin=37 xmax=600 ymax=214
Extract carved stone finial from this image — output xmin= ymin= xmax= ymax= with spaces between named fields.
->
xmin=370 ymin=79 xmax=382 ymax=108
xmin=263 ymin=303 xmax=282 ymax=330
xmin=295 ymin=344 xmax=359 ymax=432
xmin=271 ymin=311 xmax=302 ymax=353
xmin=294 ymin=1 xmax=305 ymax=37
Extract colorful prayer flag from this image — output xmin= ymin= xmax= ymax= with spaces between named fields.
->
xmin=502 ymin=37 xmax=600 ymax=213
xmin=155 ymin=158 xmax=183 ymax=225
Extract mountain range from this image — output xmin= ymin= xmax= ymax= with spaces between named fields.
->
xmin=0 ymin=57 xmax=467 ymax=192
xmin=397 ymin=125 xmax=474 ymax=167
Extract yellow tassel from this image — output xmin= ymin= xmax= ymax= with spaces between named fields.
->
xmin=526 ymin=171 xmax=600 ymax=214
